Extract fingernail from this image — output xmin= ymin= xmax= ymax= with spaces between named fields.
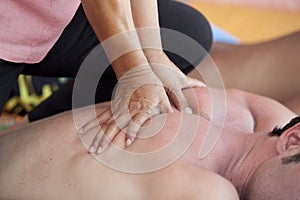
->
xmin=97 ymin=146 xmax=103 ymax=154
xmin=184 ymin=107 xmax=193 ymax=114
xmin=89 ymin=146 xmax=95 ymax=153
xmin=126 ymin=138 xmax=132 ymax=147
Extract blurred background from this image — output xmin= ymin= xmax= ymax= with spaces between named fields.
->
xmin=191 ymin=0 xmax=300 ymax=43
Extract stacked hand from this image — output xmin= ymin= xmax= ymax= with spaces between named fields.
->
xmin=150 ymin=63 xmax=202 ymax=114
xmin=79 ymin=54 xmax=203 ymax=154
xmin=145 ymin=49 xmax=206 ymax=112
xmin=79 ymin=65 xmax=173 ymax=153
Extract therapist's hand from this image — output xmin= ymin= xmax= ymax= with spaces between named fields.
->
xmin=80 ymin=65 xmax=173 ymax=154
xmin=152 ymin=63 xmax=193 ymax=114
xmin=145 ymin=50 xmax=204 ymax=113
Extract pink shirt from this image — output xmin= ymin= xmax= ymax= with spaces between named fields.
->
xmin=0 ymin=0 xmax=81 ymax=63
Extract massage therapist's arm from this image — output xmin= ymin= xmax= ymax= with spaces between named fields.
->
xmin=130 ymin=0 xmax=202 ymax=112
xmin=81 ymin=0 xmax=146 ymax=77
xmin=80 ymin=0 xmax=175 ymax=153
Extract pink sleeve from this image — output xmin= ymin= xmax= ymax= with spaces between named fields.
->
xmin=0 ymin=0 xmax=81 ymax=63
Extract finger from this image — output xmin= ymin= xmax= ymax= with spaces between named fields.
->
xmin=89 ymin=125 xmax=107 ymax=154
xmin=106 ymin=108 xmax=126 ymax=125
xmin=159 ymin=98 xmax=173 ymax=113
xmin=169 ymin=89 xmax=193 ymax=114
xmin=98 ymin=111 xmax=132 ymax=153
xmin=97 ymin=108 xmax=113 ymax=124
xmin=185 ymin=77 xmax=206 ymax=88
xmin=106 ymin=112 xmax=118 ymax=124
xmin=125 ymin=110 xmax=155 ymax=147
xmin=78 ymin=108 xmax=111 ymax=134
xmin=111 ymin=128 xmax=127 ymax=149
xmin=78 ymin=119 xmax=99 ymax=134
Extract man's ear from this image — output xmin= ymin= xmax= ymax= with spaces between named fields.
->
xmin=276 ymin=123 xmax=300 ymax=154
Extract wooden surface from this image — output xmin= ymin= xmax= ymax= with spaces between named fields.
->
xmin=190 ymin=1 xmax=300 ymax=43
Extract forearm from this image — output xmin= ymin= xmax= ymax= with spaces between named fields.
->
xmin=81 ymin=0 xmax=135 ymax=41
xmin=130 ymin=0 xmax=182 ymax=72
xmin=131 ymin=0 xmax=164 ymax=56
xmin=131 ymin=0 xmax=160 ymax=28
xmin=81 ymin=0 xmax=148 ymax=79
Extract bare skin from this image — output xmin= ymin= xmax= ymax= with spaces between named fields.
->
xmin=81 ymin=0 xmax=197 ymax=151
xmin=189 ymin=31 xmax=300 ymax=114
xmin=0 ymin=87 xmax=296 ymax=199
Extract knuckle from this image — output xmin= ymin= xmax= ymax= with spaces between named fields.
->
xmin=103 ymin=132 xmax=114 ymax=142
xmin=107 ymin=125 xmax=118 ymax=136
xmin=172 ymin=88 xmax=182 ymax=96
xmin=132 ymin=118 xmax=144 ymax=126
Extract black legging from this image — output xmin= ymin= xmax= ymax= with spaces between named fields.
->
xmin=0 ymin=0 xmax=212 ymax=121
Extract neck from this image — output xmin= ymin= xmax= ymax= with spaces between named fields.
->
xmin=193 ymin=130 xmax=278 ymax=197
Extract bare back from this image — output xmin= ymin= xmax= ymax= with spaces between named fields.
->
xmin=0 ymin=87 xmax=294 ymax=199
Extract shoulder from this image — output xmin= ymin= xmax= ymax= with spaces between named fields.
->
xmin=238 ymin=89 xmax=296 ymax=132
xmin=147 ymin=163 xmax=239 ymax=200
xmin=194 ymin=170 xmax=239 ymax=200
xmin=185 ymin=168 xmax=239 ymax=200
xmin=223 ymin=88 xmax=296 ymax=132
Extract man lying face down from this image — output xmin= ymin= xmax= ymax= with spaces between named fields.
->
xmin=0 ymin=86 xmax=299 ymax=199
xmin=244 ymin=116 xmax=300 ymax=200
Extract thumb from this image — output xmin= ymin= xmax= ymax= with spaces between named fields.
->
xmin=159 ymin=98 xmax=174 ymax=113
xmin=169 ymin=89 xmax=193 ymax=114
xmin=186 ymin=77 xmax=206 ymax=88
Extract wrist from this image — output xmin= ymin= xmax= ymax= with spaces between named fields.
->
xmin=143 ymin=49 xmax=179 ymax=71
xmin=112 ymin=50 xmax=149 ymax=79
xmin=143 ymin=48 xmax=164 ymax=60
xmin=136 ymin=27 xmax=162 ymax=50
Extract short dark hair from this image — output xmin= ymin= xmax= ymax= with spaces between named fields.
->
xmin=269 ymin=116 xmax=300 ymax=137
xmin=281 ymin=153 xmax=300 ymax=165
